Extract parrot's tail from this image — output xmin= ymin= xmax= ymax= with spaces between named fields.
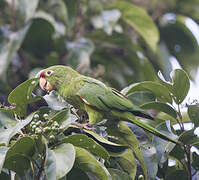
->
xmin=112 ymin=110 xmax=179 ymax=145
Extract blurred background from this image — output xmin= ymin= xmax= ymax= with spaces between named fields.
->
xmin=1 ymin=0 xmax=199 ymax=104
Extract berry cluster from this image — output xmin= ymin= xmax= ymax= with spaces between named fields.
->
xmin=29 ymin=113 xmax=63 ymax=142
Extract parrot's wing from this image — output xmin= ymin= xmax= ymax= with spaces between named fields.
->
xmin=78 ymin=79 xmax=152 ymax=119
xmin=78 ymin=79 xmax=179 ymax=144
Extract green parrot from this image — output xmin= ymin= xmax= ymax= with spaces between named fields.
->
xmin=39 ymin=65 xmax=178 ymax=144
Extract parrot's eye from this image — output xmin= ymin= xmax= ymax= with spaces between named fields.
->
xmin=46 ymin=70 xmax=54 ymax=76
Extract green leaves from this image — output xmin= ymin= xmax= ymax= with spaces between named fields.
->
xmin=0 ymin=24 xmax=30 ymax=81
xmin=122 ymin=81 xmax=172 ymax=103
xmin=45 ymin=143 xmax=75 ymax=180
xmin=74 ymin=146 xmax=111 ymax=180
xmin=62 ymin=134 xmax=109 ymax=161
xmin=188 ymin=105 xmax=199 ymax=126
xmin=8 ymin=78 xmax=40 ymax=116
xmin=109 ymin=1 xmax=159 ymax=52
xmin=53 ymin=143 xmax=75 ymax=179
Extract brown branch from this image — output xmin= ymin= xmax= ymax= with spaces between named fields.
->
xmin=10 ymin=0 xmax=17 ymax=30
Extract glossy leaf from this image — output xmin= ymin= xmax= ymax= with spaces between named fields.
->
xmin=165 ymin=170 xmax=188 ymax=180
xmin=109 ymin=1 xmax=159 ymax=52
xmin=0 ymin=146 xmax=9 ymax=173
xmin=43 ymin=91 xmax=69 ymax=111
xmin=53 ymin=143 xmax=75 ymax=179
xmin=45 ymin=147 xmax=56 ymax=180
xmin=6 ymin=136 xmax=35 ymax=159
xmin=0 ymin=113 xmax=34 ymax=146
xmin=74 ymin=146 xmax=111 ymax=180
xmin=61 ymin=134 xmax=109 ymax=161
xmin=50 ymin=108 xmax=72 ymax=128
xmin=83 ymin=129 xmax=124 ymax=147
xmin=0 ymin=24 xmax=30 ymax=81
xmin=8 ymin=78 xmax=40 ymax=117
xmin=106 ymin=121 xmax=148 ymax=179
xmin=127 ymin=91 xmax=155 ymax=106
xmin=141 ymin=102 xmax=177 ymax=118
xmin=66 ymin=168 xmax=90 ymax=180
xmin=187 ymin=104 xmax=199 ymax=127
xmin=108 ymin=168 xmax=131 ymax=180
xmin=0 ymin=171 xmax=10 ymax=180
xmin=121 ymin=81 xmax=172 ymax=104
xmin=178 ymin=129 xmax=199 ymax=145
xmin=15 ymin=0 xmax=39 ymax=23
xmin=3 ymin=154 xmax=30 ymax=176
xmin=170 ymin=69 xmax=190 ymax=104
xmin=116 ymin=149 xmax=137 ymax=180
xmin=33 ymin=11 xmax=66 ymax=37
xmin=153 ymin=121 xmax=176 ymax=164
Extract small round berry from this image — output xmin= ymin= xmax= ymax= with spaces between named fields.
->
xmin=35 ymin=127 xmax=42 ymax=134
xmin=49 ymin=135 xmax=55 ymax=140
xmin=43 ymin=127 xmax=50 ymax=133
xmin=35 ymin=121 xmax=41 ymax=126
xmin=33 ymin=114 xmax=39 ymax=119
xmin=32 ymin=125 xmax=37 ymax=129
xmin=138 ymin=175 xmax=144 ymax=180
xmin=43 ymin=114 xmax=49 ymax=119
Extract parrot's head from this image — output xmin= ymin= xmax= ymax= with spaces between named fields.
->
xmin=39 ymin=65 xmax=78 ymax=93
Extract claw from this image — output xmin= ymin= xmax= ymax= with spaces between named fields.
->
xmin=71 ymin=122 xmax=94 ymax=130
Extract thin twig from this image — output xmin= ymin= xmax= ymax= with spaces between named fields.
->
xmin=10 ymin=0 xmax=17 ymax=30
xmin=35 ymin=150 xmax=46 ymax=180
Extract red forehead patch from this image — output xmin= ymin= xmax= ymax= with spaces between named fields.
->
xmin=40 ymin=71 xmax=45 ymax=78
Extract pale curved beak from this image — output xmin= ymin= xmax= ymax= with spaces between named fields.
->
xmin=39 ymin=78 xmax=53 ymax=93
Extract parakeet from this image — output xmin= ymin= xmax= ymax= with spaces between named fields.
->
xmin=39 ymin=65 xmax=178 ymax=144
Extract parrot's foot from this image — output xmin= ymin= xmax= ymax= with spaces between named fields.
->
xmin=71 ymin=122 xmax=94 ymax=130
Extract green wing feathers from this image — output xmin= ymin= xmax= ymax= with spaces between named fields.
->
xmin=78 ymin=79 xmax=153 ymax=119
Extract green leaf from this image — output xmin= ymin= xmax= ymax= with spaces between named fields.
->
xmin=109 ymin=1 xmax=159 ymax=52
xmin=153 ymin=121 xmax=176 ymax=165
xmin=53 ymin=143 xmax=75 ymax=179
xmin=178 ymin=129 xmax=199 ymax=145
xmin=121 ymin=81 xmax=172 ymax=104
xmin=0 ymin=171 xmax=10 ymax=180
xmin=74 ymin=146 xmax=111 ymax=180
xmin=6 ymin=136 xmax=35 ymax=159
xmin=126 ymin=91 xmax=155 ymax=106
xmin=0 ymin=24 xmax=30 ymax=81
xmin=141 ymin=102 xmax=177 ymax=118
xmin=170 ymin=69 xmax=190 ymax=104
xmin=83 ymin=129 xmax=124 ymax=147
xmin=187 ymin=105 xmax=199 ymax=127
xmin=192 ymin=152 xmax=199 ymax=170
xmin=45 ymin=147 xmax=56 ymax=180
xmin=33 ymin=11 xmax=66 ymax=37
xmin=8 ymin=78 xmax=40 ymax=117
xmin=0 ymin=146 xmax=9 ymax=173
xmin=106 ymin=121 xmax=147 ymax=180
xmin=3 ymin=154 xmax=30 ymax=176
xmin=0 ymin=112 xmax=17 ymax=128
xmin=67 ymin=168 xmax=90 ymax=180
xmin=61 ymin=134 xmax=110 ymax=161
xmin=43 ymin=91 xmax=70 ymax=111
xmin=50 ymin=108 xmax=72 ymax=129
xmin=108 ymin=168 xmax=131 ymax=180
xmin=165 ymin=170 xmax=188 ymax=180
xmin=15 ymin=0 xmax=39 ymax=23
xmin=115 ymin=149 xmax=137 ymax=180
xmin=0 ymin=113 xmax=34 ymax=146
